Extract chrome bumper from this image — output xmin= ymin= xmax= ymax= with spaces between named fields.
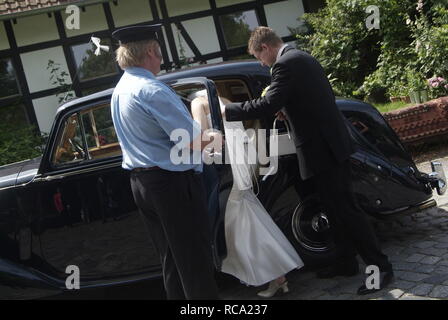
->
xmin=429 ymin=161 xmax=447 ymax=195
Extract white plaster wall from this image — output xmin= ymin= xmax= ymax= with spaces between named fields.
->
xmin=264 ymin=0 xmax=305 ymax=37
xmin=172 ymin=23 xmax=194 ymax=59
xmin=20 ymin=46 xmax=72 ymax=93
xmin=165 ymin=0 xmax=210 ymax=17
xmin=33 ymin=93 xmax=75 ymax=134
xmin=13 ymin=13 xmax=59 ymax=47
xmin=0 ymin=23 xmax=10 ymax=50
xmin=110 ymin=0 xmax=153 ymax=27
xmin=182 ymin=16 xmax=220 ymax=55
xmin=63 ymin=4 xmax=108 ymax=37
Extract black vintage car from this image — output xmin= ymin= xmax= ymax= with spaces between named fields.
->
xmin=0 ymin=61 xmax=446 ymax=299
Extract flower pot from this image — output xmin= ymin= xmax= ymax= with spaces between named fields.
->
xmin=409 ymin=91 xmax=420 ymax=104
xmin=401 ymin=96 xmax=411 ymax=103
xmin=390 ymin=96 xmax=401 ymax=103
xmin=419 ymin=90 xmax=428 ymax=103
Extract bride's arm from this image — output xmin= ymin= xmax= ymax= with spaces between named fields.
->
xmin=190 ymin=97 xmax=223 ymax=151
xmin=191 ymin=96 xmax=210 ymax=131
xmin=219 ymin=97 xmax=231 ymax=119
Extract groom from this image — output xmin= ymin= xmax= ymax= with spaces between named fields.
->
xmin=224 ymin=27 xmax=394 ymax=295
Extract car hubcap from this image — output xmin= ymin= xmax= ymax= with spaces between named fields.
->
xmin=291 ymin=198 xmax=335 ymax=253
xmin=311 ymin=212 xmax=330 ymax=232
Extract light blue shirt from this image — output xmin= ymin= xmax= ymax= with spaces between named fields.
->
xmin=111 ymin=67 xmax=202 ymax=172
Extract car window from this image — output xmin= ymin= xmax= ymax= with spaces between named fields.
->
xmin=53 ymin=114 xmax=86 ymax=165
xmin=52 ymin=103 xmax=122 ymax=167
xmin=214 ymin=79 xmax=251 ymax=102
xmin=80 ymin=103 xmax=121 ymax=160
xmin=214 ymin=78 xmax=268 ymax=132
xmin=172 ymin=83 xmax=213 ymax=127
xmin=346 ymin=111 xmax=412 ymax=168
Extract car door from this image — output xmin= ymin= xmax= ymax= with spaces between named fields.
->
xmin=30 ymin=101 xmax=161 ymax=286
xmin=28 ymin=78 xmax=232 ymax=288
xmin=165 ymin=77 xmax=234 ymax=270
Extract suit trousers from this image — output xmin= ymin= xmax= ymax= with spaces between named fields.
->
xmin=312 ymin=160 xmax=393 ymax=272
xmin=130 ymin=169 xmax=219 ymax=300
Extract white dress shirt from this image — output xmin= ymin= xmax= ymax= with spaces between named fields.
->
xmin=276 ymin=43 xmax=289 ymax=62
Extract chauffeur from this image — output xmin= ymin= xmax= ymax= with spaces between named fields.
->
xmin=110 ymin=24 xmax=219 ymax=300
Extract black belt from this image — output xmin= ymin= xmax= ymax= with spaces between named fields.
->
xmin=131 ymin=166 xmax=161 ymax=172
xmin=131 ymin=167 xmax=200 ymax=176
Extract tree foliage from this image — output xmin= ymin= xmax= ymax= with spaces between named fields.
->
xmin=295 ymin=0 xmax=448 ymax=102
xmin=0 ymin=123 xmax=46 ymax=166
xmin=78 ymin=41 xmax=117 ymax=81
xmin=221 ymin=12 xmax=254 ymax=49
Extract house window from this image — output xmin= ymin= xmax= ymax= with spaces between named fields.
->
xmin=220 ymin=10 xmax=259 ymax=49
xmin=0 ymin=58 xmax=20 ymax=99
xmin=71 ymin=39 xmax=118 ymax=82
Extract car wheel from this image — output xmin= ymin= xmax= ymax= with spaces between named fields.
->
xmin=286 ymin=194 xmax=344 ymax=268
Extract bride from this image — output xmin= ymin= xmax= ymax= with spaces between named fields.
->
xmin=190 ymin=90 xmax=304 ymax=298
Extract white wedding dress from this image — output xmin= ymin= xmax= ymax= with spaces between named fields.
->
xmin=220 ymin=108 xmax=304 ymax=286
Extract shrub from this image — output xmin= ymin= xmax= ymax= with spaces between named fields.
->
xmin=296 ymin=0 xmax=382 ymax=97
xmin=0 ymin=124 xmax=46 ymax=167
xmin=295 ymin=0 xmax=447 ymax=103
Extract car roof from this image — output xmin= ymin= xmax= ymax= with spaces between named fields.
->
xmin=55 ymin=60 xmax=378 ymax=118
xmin=56 ymin=60 xmax=267 ymax=115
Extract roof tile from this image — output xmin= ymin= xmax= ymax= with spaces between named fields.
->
xmin=0 ymin=0 xmax=87 ymax=16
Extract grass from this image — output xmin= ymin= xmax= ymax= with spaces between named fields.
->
xmin=373 ymin=101 xmax=412 ymax=113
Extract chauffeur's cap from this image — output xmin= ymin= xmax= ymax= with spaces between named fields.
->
xmin=112 ymin=24 xmax=162 ymax=44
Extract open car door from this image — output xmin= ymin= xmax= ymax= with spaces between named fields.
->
xmin=166 ymin=77 xmax=233 ymax=270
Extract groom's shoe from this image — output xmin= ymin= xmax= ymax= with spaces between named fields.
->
xmin=357 ymin=270 xmax=394 ymax=295
xmin=316 ymin=259 xmax=359 ymax=279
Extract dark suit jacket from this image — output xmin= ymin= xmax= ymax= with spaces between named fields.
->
xmin=225 ymin=46 xmax=355 ymax=180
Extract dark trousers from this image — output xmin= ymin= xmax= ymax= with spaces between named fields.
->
xmin=130 ymin=169 xmax=219 ymax=300
xmin=312 ymin=160 xmax=392 ymax=272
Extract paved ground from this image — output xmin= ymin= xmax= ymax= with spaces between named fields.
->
xmin=219 ymin=156 xmax=448 ymax=300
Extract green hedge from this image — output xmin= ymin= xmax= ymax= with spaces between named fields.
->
xmin=0 ymin=124 xmax=46 ymax=167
